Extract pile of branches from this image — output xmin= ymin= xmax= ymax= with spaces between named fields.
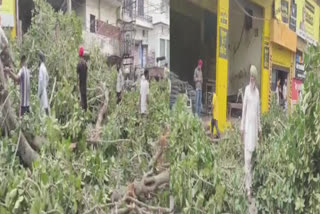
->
xmin=169 ymin=95 xmax=249 ymax=213
xmin=252 ymin=45 xmax=319 ymax=213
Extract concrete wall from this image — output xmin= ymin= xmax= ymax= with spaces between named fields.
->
xmin=149 ymin=23 xmax=170 ymax=66
xmin=73 ymin=0 xmax=120 ymax=56
xmin=85 ymin=0 xmax=118 ymax=31
xmin=83 ymin=31 xmax=120 ymax=55
xmin=73 ymin=2 xmax=86 ymax=32
xmin=148 ymin=0 xmax=170 ymax=66
xmin=228 ymin=0 xmax=263 ymax=96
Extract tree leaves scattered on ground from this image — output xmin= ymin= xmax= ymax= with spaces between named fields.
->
xmin=252 ymin=44 xmax=320 ymax=213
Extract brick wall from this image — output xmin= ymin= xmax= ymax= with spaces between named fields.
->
xmin=96 ymin=20 xmax=120 ymax=40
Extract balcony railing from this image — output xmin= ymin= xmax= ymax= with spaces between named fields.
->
xmin=137 ymin=14 xmax=152 ymax=23
xmin=95 ymin=20 xmax=121 ymax=39
xmin=123 ymin=9 xmax=153 ymax=23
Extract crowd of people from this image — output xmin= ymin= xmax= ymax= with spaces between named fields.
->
xmin=2 ymin=30 xmax=156 ymax=119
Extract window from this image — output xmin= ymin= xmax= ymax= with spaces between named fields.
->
xmin=160 ymin=39 xmax=165 ymax=58
xmin=138 ymin=0 xmax=144 ymax=16
xmin=90 ymin=14 xmax=96 ymax=33
xmin=142 ymin=30 xmax=148 ymax=38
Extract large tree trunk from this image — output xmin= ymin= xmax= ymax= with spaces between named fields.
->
xmin=0 ymin=60 xmax=38 ymax=168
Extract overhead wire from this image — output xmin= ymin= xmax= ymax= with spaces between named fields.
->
xmin=231 ymin=0 xmax=267 ymax=21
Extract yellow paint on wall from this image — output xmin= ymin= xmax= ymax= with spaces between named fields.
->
xmin=296 ymin=0 xmax=319 ymax=42
xmin=11 ymin=0 xmax=16 ymax=39
xmin=216 ymin=0 xmax=229 ymax=131
xmin=272 ymin=43 xmax=292 ymax=68
xmin=0 ymin=0 xmax=16 ymax=39
xmin=261 ymin=6 xmax=272 ymax=114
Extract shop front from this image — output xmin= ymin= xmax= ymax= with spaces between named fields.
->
xmin=269 ymin=17 xmax=297 ymax=113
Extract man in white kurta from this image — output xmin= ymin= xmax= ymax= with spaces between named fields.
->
xmin=116 ymin=64 xmax=124 ymax=104
xmin=38 ymin=52 xmax=50 ymax=115
xmin=240 ymin=65 xmax=261 ymax=200
xmin=140 ymin=69 xmax=149 ymax=114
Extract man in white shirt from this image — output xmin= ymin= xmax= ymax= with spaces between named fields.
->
xmin=240 ymin=65 xmax=261 ymax=201
xmin=139 ymin=69 xmax=149 ymax=115
xmin=38 ymin=52 xmax=49 ymax=115
xmin=116 ymin=62 xmax=125 ymax=104
xmin=5 ymin=55 xmax=31 ymax=117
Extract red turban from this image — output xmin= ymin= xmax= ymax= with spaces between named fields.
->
xmin=79 ymin=47 xmax=84 ymax=57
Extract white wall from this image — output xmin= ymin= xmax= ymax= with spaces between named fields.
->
xmin=75 ymin=0 xmax=120 ymax=56
xmin=85 ymin=0 xmax=119 ymax=31
xmin=228 ymin=0 xmax=263 ymax=95
xmin=148 ymin=23 xmax=169 ymax=66
xmin=83 ymin=31 xmax=120 ymax=56
xmin=148 ymin=0 xmax=170 ymax=66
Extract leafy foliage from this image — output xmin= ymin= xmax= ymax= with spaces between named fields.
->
xmin=252 ymin=45 xmax=320 ymax=213
xmin=170 ymin=96 xmax=248 ymax=213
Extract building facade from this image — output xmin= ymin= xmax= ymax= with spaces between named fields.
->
xmin=171 ymin=0 xmax=320 ymax=132
xmin=73 ymin=0 xmax=122 ymax=56
xmin=148 ymin=0 xmax=170 ymax=67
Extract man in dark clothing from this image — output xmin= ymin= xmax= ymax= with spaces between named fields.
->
xmin=77 ymin=47 xmax=88 ymax=111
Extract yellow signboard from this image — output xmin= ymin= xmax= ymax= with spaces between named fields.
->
xmin=0 ymin=0 xmax=15 ymax=15
xmin=296 ymin=0 xmax=319 ymax=44
xmin=274 ymin=0 xmax=291 ymax=26
xmin=0 ymin=0 xmax=16 ymax=38
xmin=216 ymin=0 xmax=229 ymax=131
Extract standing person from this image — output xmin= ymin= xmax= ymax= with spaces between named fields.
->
xmin=38 ymin=52 xmax=50 ymax=116
xmin=194 ymin=59 xmax=203 ymax=117
xmin=283 ymin=78 xmax=288 ymax=111
xmin=275 ymin=80 xmax=281 ymax=106
xmin=4 ymin=55 xmax=31 ymax=117
xmin=77 ymin=46 xmax=88 ymax=111
xmin=116 ymin=62 xmax=124 ymax=104
xmin=139 ymin=69 xmax=149 ymax=115
xmin=211 ymin=89 xmax=220 ymax=139
xmin=240 ymin=65 xmax=261 ymax=201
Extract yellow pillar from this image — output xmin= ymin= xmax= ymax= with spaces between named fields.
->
xmin=261 ymin=6 xmax=271 ymax=113
xmin=216 ymin=0 xmax=229 ymax=131
xmin=11 ymin=0 xmax=16 ymax=39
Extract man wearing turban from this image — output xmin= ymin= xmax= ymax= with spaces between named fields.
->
xmin=240 ymin=65 xmax=261 ymax=200
xmin=77 ymin=46 xmax=88 ymax=111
